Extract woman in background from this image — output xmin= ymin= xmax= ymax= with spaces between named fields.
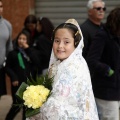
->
xmin=5 ymin=30 xmax=39 ymax=120
xmin=33 ymin=17 xmax=54 ymax=75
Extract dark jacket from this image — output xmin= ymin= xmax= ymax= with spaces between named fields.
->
xmin=5 ymin=47 xmax=40 ymax=83
xmin=33 ymin=34 xmax=53 ymax=74
xmin=81 ymin=19 xmax=103 ymax=59
xmin=87 ymin=25 xmax=120 ymax=100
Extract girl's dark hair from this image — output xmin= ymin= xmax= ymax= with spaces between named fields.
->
xmin=15 ymin=30 xmax=31 ymax=48
xmin=52 ymin=23 xmax=81 ymax=48
xmin=106 ymin=7 xmax=120 ymax=36
xmin=37 ymin=17 xmax=54 ymax=40
xmin=24 ymin=14 xmax=37 ymax=27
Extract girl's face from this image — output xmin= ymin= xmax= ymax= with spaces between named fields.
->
xmin=18 ymin=34 xmax=27 ymax=48
xmin=26 ymin=23 xmax=36 ymax=32
xmin=53 ymin=28 xmax=75 ymax=61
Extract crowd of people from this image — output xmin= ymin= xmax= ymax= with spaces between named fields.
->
xmin=0 ymin=0 xmax=120 ymax=120
xmin=5 ymin=15 xmax=54 ymax=120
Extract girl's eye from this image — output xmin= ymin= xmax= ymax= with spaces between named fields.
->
xmin=65 ymin=41 xmax=69 ymax=44
xmin=54 ymin=39 xmax=59 ymax=43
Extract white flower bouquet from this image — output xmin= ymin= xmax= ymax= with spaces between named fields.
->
xmin=15 ymin=74 xmax=53 ymax=118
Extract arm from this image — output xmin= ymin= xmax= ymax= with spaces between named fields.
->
xmin=5 ymin=20 xmax=13 ymax=55
xmin=86 ymin=29 xmax=111 ymax=76
xmin=21 ymin=41 xmax=42 ymax=68
xmin=5 ymin=51 xmax=19 ymax=82
xmin=25 ymin=47 xmax=42 ymax=68
xmin=81 ymin=25 xmax=90 ymax=58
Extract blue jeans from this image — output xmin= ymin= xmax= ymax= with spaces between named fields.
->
xmin=95 ymin=98 xmax=120 ymax=120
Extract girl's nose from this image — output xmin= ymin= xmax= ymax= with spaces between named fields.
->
xmin=58 ymin=42 xmax=63 ymax=48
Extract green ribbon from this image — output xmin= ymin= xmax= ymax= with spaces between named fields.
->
xmin=17 ymin=52 xmax=25 ymax=69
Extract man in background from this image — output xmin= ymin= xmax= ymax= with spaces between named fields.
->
xmin=0 ymin=0 xmax=13 ymax=97
xmin=81 ymin=0 xmax=106 ymax=59
xmin=87 ymin=7 xmax=120 ymax=120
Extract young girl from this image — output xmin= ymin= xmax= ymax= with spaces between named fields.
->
xmin=5 ymin=30 xmax=39 ymax=120
xmin=27 ymin=19 xmax=99 ymax=120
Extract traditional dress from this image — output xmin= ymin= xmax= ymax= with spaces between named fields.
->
xmin=27 ymin=19 xmax=99 ymax=120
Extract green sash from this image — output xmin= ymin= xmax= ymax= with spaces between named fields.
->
xmin=17 ymin=52 xmax=25 ymax=69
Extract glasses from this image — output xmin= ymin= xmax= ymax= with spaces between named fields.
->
xmin=93 ymin=7 xmax=106 ymax=11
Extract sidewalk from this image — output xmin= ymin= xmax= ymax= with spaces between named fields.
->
xmin=0 ymin=95 xmax=22 ymax=120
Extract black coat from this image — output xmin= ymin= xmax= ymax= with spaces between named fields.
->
xmin=80 ymin=19 xmax=103 ymax=59
xmin=87 ymin=26 xmax=120 ymax=100
xmin=33 ymin=34 xmax=53 ymax=74
xmin=5 ymin=47 xmax=40 ymax=84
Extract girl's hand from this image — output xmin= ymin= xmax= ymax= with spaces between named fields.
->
xmin=22 ymin=42 xmax=29 ymax=49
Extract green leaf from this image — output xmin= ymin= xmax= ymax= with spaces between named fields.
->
xmin=27 ymin=78 xmax=34 ymax=86
xmin=30 ymin=77 xmax=38 ymax=85
xmin=16 ymin=82 xmax=28 ymax=100
xmin=13 ymin=103 xmax=23 ymax=108
xmin=25 ymin=108 xmax=40 ymax=118
xmin=29 ymin=73 xmax=38 ymax=85
xmin=36 ymin=74 xmax=46 ymax=85
xmin=44 ymin=75 xmax=54 ymax=90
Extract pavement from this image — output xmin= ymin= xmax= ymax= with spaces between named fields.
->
xmin=0 ymin=95 xmax=22 ymax=120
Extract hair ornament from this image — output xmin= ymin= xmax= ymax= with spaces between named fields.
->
xmin=75 ymin=31 xmax=79 ymax=36
xmin=63 ymin=23 xmax=67 ymax=28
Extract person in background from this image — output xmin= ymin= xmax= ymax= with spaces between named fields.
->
xmin=26 ymin=19 xmax=99 ymax=120
xmin=23 ymin=14 xmax=38 ymax=46
xmin=34 ymin=17 xmax=54 ymax=75
xmin=81 ymin=0 xmax=106 ymax=59
xmin=5 ymin=30 xmax=40 ymax=120
xmin=87 ymin=7 xmax=120 ymax=120
xmin=0 ymin=0 xmax=13 ymax=97
xmin=12 ymin=14 xmax=38 ymax=49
